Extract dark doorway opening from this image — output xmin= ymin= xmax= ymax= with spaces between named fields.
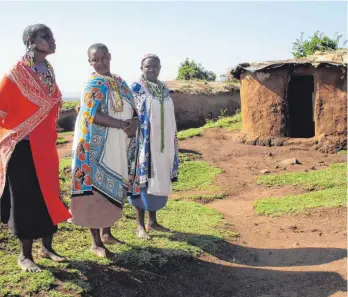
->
xmin=287 ymin=75 xmax=315 ymax=138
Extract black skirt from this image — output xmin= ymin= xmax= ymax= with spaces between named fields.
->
xmin=0 ymin=140 xmax=57 ymax=239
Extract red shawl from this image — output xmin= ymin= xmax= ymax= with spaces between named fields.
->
xmin=0 ymin=59 xmax=71 ymax=225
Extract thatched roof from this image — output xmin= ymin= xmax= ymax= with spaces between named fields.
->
xmin=165 ymin=80 xmax=240 ymax=95
xmin=231 ymin=49 xmax=348 ymax=79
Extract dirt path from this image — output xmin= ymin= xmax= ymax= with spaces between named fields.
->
xmin=179 ymin=129 xmax=347 ymax=297
xmin=57 ymin=130 xmax=347 ymax=297
xmin=57 ymin=134 xmax=73 ymax=159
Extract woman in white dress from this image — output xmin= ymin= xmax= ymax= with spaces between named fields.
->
xmin=70 ymin=43 xmax=139 ymax=258
xmin=129 ymin=54 xmax=179 ymax=239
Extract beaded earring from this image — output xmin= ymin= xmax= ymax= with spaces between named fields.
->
xmin=25 ymin=42 xmax=36 ymax=67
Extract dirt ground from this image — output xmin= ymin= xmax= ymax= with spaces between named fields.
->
xmin=57 ymin=129 xmax=347 ymax=297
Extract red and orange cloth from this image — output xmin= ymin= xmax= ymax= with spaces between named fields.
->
xmin=0 ymin=58 xmax=71 ymax=225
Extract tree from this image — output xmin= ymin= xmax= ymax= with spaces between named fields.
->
xmin=292 ymin=31 xmax=347 ymax=58
xmin=177 ymin=58 xmax=216 ymax=81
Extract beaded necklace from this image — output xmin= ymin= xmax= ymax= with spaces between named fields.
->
xmin=145 ymin=79 xmax=165 ymax=153
xmin=99 ymin=74 xmax=124 ymax=112
xmin=25 ymin=56 xmax=56 ymax=96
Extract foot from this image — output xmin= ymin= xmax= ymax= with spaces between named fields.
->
xmin=101 ymin=234 xmax=125 ymax=245
xmin=90 ymin=246 xmax=116 ymax=260
xmin=18 ymin=257 xmax=41 ymax=272
xmin=38 ymin=247 xmax=66 ymax=262
xmin=147 ymin=223 xmax=172 ymax=233
xmin=136 ymin=226 xmax=151 ymax=240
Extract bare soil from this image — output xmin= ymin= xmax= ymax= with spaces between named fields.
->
xmin=57 ymin=129 xmax=347 ymax=297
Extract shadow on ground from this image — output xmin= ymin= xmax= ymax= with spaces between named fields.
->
xmin=53 ymin=231 xmax=346 ymax=297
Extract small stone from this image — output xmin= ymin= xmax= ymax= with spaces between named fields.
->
xmin=310 ymin=166 xmax=316 ymax=170
xmin=260 ymin=169 xmax=271 ymax=174
xmin=281 ymin=158 xmax=300 ymax=165
xmin=268 ymin=152 xmax=273 ymax=157
xmin=275 ymin=165 xmax=279 ymax=169
xmin=304 ymin=169 xmax=309 ymax=172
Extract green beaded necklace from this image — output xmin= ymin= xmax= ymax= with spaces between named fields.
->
xmin=146 ymin=79 xmax=165 ymax=153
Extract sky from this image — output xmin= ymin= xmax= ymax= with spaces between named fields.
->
xmin=0 ymin=1 xmax=346 ymax=96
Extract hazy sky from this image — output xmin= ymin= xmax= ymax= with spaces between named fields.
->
xmin=0 ymin=1 xmax=346 ymax=95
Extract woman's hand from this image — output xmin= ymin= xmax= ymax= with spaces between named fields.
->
xmin=124 ymin=118 xmax=139 ymax=138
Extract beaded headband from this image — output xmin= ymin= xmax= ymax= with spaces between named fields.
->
xmin=141 ymin=53 xmax=160 ymax=65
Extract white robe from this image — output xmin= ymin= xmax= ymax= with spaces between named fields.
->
xmin=147 ymin=81 xmax=176 ymax=196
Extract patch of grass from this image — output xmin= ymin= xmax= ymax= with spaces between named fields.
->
xmin=255 ymin=187 xmax=346 ymax=216
xmin=0 ymin=199 xmax=230 ymax=295
xmin=58 ymin=131 xmax=74 ymax=136
xmin=173 ymin=153 xmax=222 ymax=192
xmin=56 ymin=136 xmax=68 ymax=145
xmin=255 ymin=163 xmax=347 ymax=216
xmin=62 ymin=101 xmax=79 ymax=110
xmin=177 ymin=110 xmax=242 ymax=140
xmin=204 ymin=111 xmax=242 ymax=131
xmin=177 ymin=128 xmax=204 ymax=140
xmin=337 ymin=150 xmax=347 ymax=155
xmin=0 ymin=153 xmax=231 ymax=296
xmin=59 ymin=157 xmax=72 ymax=204
xmin=46 ymin=292 xmax=74 ymax=297
xmin=257 ymin=163 xmax=346 ymax=190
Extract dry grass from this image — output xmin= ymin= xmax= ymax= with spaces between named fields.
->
xmin=165 ymin=80 xmax=240 ymax=95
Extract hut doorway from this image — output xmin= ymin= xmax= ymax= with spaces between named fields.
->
xmin=287 ymin=75 xmax=315 ymax=138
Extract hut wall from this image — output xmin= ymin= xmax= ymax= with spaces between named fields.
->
xmin=58 ymin=90 xmax=241 ymax=131
xmin=240 ymin=69 xmax=289 ymax=136
xmin=314 ymin=67 xmax=347 ymax=137
xmin=172 ymin=90 xmax=240 ymax=130
xmin=240 ymin=66 xmax=347 ymax=140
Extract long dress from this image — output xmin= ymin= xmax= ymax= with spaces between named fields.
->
xmin=128 ymin=77 xmax=179 ymax=211
xmin=0 ymin=57 xmax=71 ymax=239
xmin=69 ymin=73 xmax=137 ymax=228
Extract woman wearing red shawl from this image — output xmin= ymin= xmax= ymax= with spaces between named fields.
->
xmin=0 ymin=24 xmax=71 ymax=272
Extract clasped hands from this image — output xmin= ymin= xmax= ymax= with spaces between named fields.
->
xmin=121 ymin=118 xmax=139 ymax=138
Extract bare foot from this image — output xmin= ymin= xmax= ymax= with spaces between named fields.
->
xmin=18 ymin=257 xmax=41 ymax=272
xmin=90 ymin=246 xmax=116 ymax=260
xmin=101 ymin=234 xmax=125 ymax=245
xmin=147 ymin=223 xmax=172 ymax=233
xmin=38 ymin=248 xmax=66 ymax=262
xmin=136 ymin=226 xmax=151 ymax=240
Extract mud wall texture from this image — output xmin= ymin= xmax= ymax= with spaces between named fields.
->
xmin=172 ymin=90 xmax=240 ymax=130
xmin=58 ymin=90 xmax=241 ymax=131
xmin=314 ymin=67 xmax=347 ymax=137
xmin=240 ymin=66 xmax=347 ymax=141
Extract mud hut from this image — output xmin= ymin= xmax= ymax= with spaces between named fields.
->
xmin=230 ymin=50 xmax=347 ymax=151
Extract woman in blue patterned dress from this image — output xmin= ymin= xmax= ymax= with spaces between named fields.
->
xmin=129 ymin=54 xmax=179 ymax=240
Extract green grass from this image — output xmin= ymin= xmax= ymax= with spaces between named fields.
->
xmin=204 ymin=111 xmax=242 ymax=131
xmin=255 ymin=187 xmax=346 ymax=216
xmin=177 ymin=110 xmax=242 ymax=140
xmin=337 ymin=150 xmax=347 ymax=155
xmin=0 ymin=153 xmax=230 ymax=296
xmin=257 ymin=163 xmax=346 ymax=190
xmin=62 ymin=101 xmax=79 ymax=110
xmin=255 ymin=163 xmax=347 ymax=216
xmin=56 ymin=136 xmax=68 ymax=145
xmin=177 ymin=128 xmax=204 ymax=140
xmin=59 ymin=157 xmax=72 ymax=205
xmin=173 ymin=153 xmax=223 ymax=192
xmin=0 ymin=201 xmax=229 ymax=296
xmin=58 ymin=131 xmax=74 ymax=136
